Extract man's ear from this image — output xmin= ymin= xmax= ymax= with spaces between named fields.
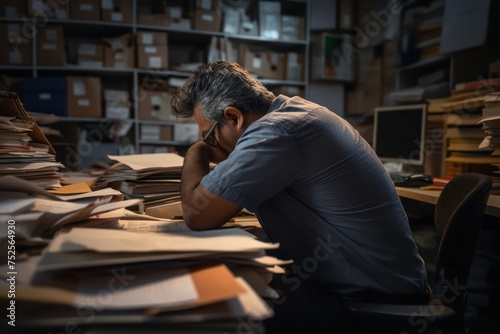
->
xmin=223 ymin=106 xmax=245 ymax=129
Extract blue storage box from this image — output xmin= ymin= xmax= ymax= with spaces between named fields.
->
xmin=22 ymin=76 xmax=67 ymax=116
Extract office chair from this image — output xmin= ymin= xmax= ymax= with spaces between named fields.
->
xmin=343 ymin=172 xmax=493 ymax=334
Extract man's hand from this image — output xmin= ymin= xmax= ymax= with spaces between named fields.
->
xmin=180 ymin=141 xmax=242 ymax=230
xmin=209 ymin=144 xmax=229 ymax=164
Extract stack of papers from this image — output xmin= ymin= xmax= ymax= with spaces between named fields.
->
xmin=0 ymin=226 xmax=287 ymax=330
xmin=0 ymin=175 xmax=141 ymax=240
xmin=0 ymin=91 xmax=63 ymax=189
xmin=93 ymin=153 xmax=185 ymax=217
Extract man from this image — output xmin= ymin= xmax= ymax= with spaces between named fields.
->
xmin=171 ymin=60 xmax=429 ymax=333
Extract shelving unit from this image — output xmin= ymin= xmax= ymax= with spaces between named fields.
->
xmin=0 ymin=0 xmax=311 ymax=170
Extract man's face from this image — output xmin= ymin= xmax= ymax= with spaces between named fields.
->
xmin=193 ymin=107 xmax=240 ymax=156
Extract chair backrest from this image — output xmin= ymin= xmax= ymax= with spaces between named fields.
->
xmin=434 ymin=172 xmax=492 ymax=309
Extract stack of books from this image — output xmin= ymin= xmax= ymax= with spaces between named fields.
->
xmin=479 ymin=92 xmax=500 ymax=175
xmin=479 ymin=93 xmax=500 ymax=150
xmin=0 ymin=91 xmax=63 ymax=189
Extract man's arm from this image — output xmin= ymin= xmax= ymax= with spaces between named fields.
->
xmin=180 ymin=141 xmax=243 ymax=230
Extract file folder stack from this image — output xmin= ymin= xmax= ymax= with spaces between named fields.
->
xmin=0 ymin=226 xmax=287 ymax=332
xmin=93 ymin=153 xmax=184 ymax=216
xmin=0 ymin=91 xmax=63 ymax=189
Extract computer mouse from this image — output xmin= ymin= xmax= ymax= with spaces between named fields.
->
xmin=401 ymin=174 xmax=434 ymax=187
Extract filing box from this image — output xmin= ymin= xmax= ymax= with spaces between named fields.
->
xmin=22 ymin=76 xmax=67 ymax=116
xmin=67 ymin=76 xmax=102 ymax=118
xmin=3 ymin=0 xmax=27 ymax=17
xmin=0 ymin=23 xmax=32 ymax=65
xmin=103 ymin=33 xmax=134 ymax=68
xmin=140 ymin=124 xmax=173 ymax=141
xmin=22 ymin=76 xmax=102 ymax=118
xmin=37 ymin=25 xmax=66 ymax=66
xmin=101 ymin=0 xmax=132 ymax=23
xmin=138 ymin=89 xmax=174 ymax=121
xmin=70 ymin=0 xmax=100 ymax=21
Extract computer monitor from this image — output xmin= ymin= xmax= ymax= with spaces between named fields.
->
xmin=372 ymin=104 xmax=427 ymax=172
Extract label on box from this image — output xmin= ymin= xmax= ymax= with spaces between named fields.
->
xmin=101 ymin=0 xmax=113 ymax=9
xmin=42 ymin=43 xmax=57 ymax=50
xmin=31 ymin=0 xmax=45 ymax=12
xmin=151 ymin=95 xmax=162 ymax=106
xmin=80 ymin=3 xmax=94 ymax=11
xmin=44 ymin=29 xmax=58 ymax=41
xmin=73 ymin=81 xmax=87 ymax=96
xmin=56 ymin=9 xmax=68 ymax=19
xmin=252 ymin=57 xmax=262 ymax=69
xmin=170 ymin=7 xmax=182 ymax=19
xmin=77 ymin=98 xmax=90 ymax=107
xmin=5 ymin=6 xmax=17 ymax=17
xmin=270 ymin=53 xmax=278 ymax=65
xmin=111 ymin=12 xmax=123 ymax=21
xmin=106 ymin=107 xmax=129 ymax=119
xmin=79 ymin=44 xmax=97 ymax=56
xmin=200 ymin=0 xmax=212 ymax=10
xmin=8 ymin=24 xmax=21 ymax=35
xmin=109 ymin=38 xmax=124 ymax=51
xmin=202 ymin=14 xmax=214 ymax=22
xmin=114 ymin=52 xmax=125 ymax=60
xmin=148 ymin=56 xmax=162 ymax=68
xmin=141 ymin=33 xmax=154 ymax=45
xmin=39 ymin=93 xmax=52 ymax=100
xmin=9 ymin=52 xmax=22 ymax=64
xmin=78 ymin=60 xmax=103 ymax=67
xmin=145 ymin=46 xmax=157 ymax=54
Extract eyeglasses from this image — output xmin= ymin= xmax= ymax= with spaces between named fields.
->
xmin=202 ymin=118 xmax=220 ymax=147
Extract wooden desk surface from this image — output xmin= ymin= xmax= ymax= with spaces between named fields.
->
xmin=396 ymin=187 xmax=500 ymax=218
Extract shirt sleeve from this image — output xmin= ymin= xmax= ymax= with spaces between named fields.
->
xmin=201 ymin=120 xmax=305 ymax=212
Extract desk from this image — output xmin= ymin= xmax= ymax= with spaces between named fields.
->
xmin=396 ymin=187 xmax=500 ymax=218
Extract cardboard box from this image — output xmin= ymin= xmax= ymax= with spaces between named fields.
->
xmin=0 ymin=23 xmax=32 ymax=65
xmin=138 ymin=89 xmax=174 ymax=121
xmin=194 ymin=9 xmax=221 ymax=32
xmin=281 ymin=15 xmax=304 ymax=41
xmin=138 ymin=13 xmax=169 ymax=26
xmin=103 ymin=33 xmax=134 ymax=68
xmin=222 ymin=7 xmax=240 ymax=34
xmin=22 ymin=76 xmax=67 ymax=116
xmin=36 ymin=25 xmax=66 ymax=66
xmin=137 ymin=45 xmax=168 ymax=69
xmin=173 ymin=123 xmax=200 ymax=143
xmin=77 ymin=43 xmax=104 ymax=67
xmin=28 ymin=0 xmax=69 ymax=18
xmin=140 ymin=124 xmax=173 ymax=141
xmin=3 ymin=0 xmax=27 ymax=17
xmin=259 ymin=1 xmax=281 ymax=39
xmin=104 ymin=46 xmax=134 ymax=68
xmin=240 ymin=44 xmax=285 ymax=80
xmin=66 ymin=76 xmax=101 ymax=118
xmin=70 ymin=0 xmax=100 ymax=21
xmin=137 ymin=31 xmax=168 ymax=46
xmin=103 ymin=89 xmax=130 ymax=119
xmin=286 ymin=52 xmax=303 ymax=81
xmin=272 ymin=85 xmax=304 ymax=98
xmin=101 ymin=0 xmax=132 ymax=23
xmin=339 ymin=0 xmax=354 ymax=30
xmin=165 ymin=5 xmax=191 ymax=29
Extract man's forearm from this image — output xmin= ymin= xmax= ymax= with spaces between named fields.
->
xmin=181 ymin=142 xmax=211 ymax=201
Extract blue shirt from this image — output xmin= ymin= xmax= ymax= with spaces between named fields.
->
xmin=201 ymin=95 xmax=427 ymax=296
